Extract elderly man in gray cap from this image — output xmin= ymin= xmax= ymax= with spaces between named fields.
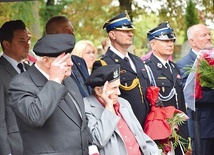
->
xmin=8 ymin=34 xmax=90 ymax=155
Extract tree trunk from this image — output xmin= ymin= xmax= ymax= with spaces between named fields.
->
xmin=118 ymin=0 xmax=133 ymax=20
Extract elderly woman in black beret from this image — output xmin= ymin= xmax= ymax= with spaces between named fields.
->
xmin=84 ymin=64 xmax=160 ymax=155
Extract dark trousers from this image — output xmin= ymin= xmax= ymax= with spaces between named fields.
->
xmin=191 ymin=138 xmax=214 ymax=155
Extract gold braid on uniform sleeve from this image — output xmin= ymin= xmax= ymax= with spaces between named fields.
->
xmin=96 ymin=59 xmax=143 ymax=95
xmin=119 ymin=77 xmax=143 ymax=95
xmin=99 ymin=59 xmax=107 ymax=66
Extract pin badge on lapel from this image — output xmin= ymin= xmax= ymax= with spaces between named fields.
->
xmin=157 ymin=63 xmax=162 ymax=69
xmin=115 ymin=59 xmax=119 ymax=63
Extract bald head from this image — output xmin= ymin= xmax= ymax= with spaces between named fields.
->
xmin=45 ymin=16 xmax=74 ymax=35
xmin=187 ymin=24 xmax=213 ymax=51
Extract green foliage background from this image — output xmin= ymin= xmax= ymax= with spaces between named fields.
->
xmin=0 ymin=0 xmax=213 ymax=58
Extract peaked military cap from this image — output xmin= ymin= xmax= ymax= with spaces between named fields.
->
xmin=103 ymin=10 xmax=134 ymax=33
xmin=33 ymin=34 xmax=75 ymax=57
xmin=147 ymin=21 xmax=176 ymax=41
xmin=85 ymin=64 xmax=120 ymax=88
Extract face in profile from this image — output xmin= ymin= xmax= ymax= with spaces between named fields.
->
xmin=193 ymin=25 xmax=213 ymax=50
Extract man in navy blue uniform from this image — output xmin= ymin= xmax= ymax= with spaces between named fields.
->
xmin=176 ymin=24 xmax=214 ymax=155
xmin=92 ymin=11 xmax=150 ymax=127
xmin=145 ymin=21 xmax=189 ymax=155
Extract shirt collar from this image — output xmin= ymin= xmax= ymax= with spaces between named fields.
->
xmin=153 ymin=53 xmax=169 ymax=66
xmin=110 ymin=45 xmax=128 ymax=59
xmin=192 ymin=49 xmax=199 ymax=56
xmin=34 ymin=63 xmax=49 ymax=80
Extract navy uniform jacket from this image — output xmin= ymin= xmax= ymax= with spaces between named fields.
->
xmin=71 ymin=55 xmax=91 ymax=97
xmin=93 ymin=49 xmax=150 ymax=126
xmin=145 ymin=54 xmax=189 ymax=154
xmin=176 ymin=50 xmax=214 ymax=139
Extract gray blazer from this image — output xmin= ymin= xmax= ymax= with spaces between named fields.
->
xmin=0 ymin=56 xmax=23 ymax=155
xmin=84 ymin=95 xmax=160 ymax=155
xmin=8 ymin=65 xmax=90 ymax=155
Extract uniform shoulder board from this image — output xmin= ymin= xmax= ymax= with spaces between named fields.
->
xmin=99 ymin=54 xmax=106 ymax=59
xmin=99 ymin=54 xmax=108 ymax=60
xmin=143 ymin=58 xmax=151 ymax=65
xmin=92 ymin=59 xmax=107 ymax=71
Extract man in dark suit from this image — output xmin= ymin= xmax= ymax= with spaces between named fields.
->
xmin=145 ymin=21 xmax=189 ymax=155
xmin=92 ymin=11 xmax=150 ymax=127
xmin=45 ymin=15 xmax=91 ymax=97
xmin=8 ymin=34 xmax=90 ymax=154
xmin=176 ymin=24 xmax=214 ymax=155
xmin=0 ymin=20 xmax=30 ymax=155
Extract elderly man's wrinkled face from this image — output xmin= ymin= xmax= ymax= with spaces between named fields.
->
xmin=191 ymin=25 xmax=212 ymax=51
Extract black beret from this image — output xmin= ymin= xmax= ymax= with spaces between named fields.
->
xmin=85 ymin=64 xmax=120 ymax=88
xmin=103 ymin=10 xmax=134 ymax=33
xmin=33 ymin=34 xmax=75 ymax=57
xmin=147 ymin=21 xmax=176 ymax=41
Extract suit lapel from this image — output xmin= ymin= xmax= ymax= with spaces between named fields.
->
xmin=60 ymin=95 xmax=82 ymax=127
xmin=62 ymin=78 xmax=86 ymax=127
xmin=28 ymin=65 xmax=82 ymax=127
xmin=170 ymin=62 xmax=178 ymax=84
xmin=190 ymin=50 xmax=197 ymax=61
xmin=87 ymin=96 xmax=105 ymax=117
xmin=0 ymin=56 xmax=18 ymax=77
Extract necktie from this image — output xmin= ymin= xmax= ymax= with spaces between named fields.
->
xmin=124 ymin=57 xmax=136 ymax=72
xmin=165 ymin=63 xmax=173 ymax=79
xmin=17 ymin=63 xmax=24 ymax=73
xmin=113 ymin=102 xmax=121 ymax=116
xmin=124 ymin=57 xmax=131 ymax=67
